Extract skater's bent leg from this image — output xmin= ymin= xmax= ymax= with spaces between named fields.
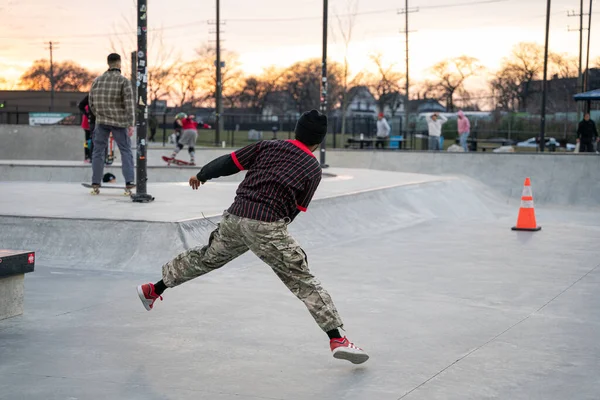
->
xmin=171 ymin=143 xmax=184 ymax=158
xmin=111 ymin=127 xmax=135 ymax=183
xmin=91 ymin=125 xmax=110 ymax=184
xmin=188 ymin=146 xmax=195 ymax=163
xmin=244 ymin=221 xmax=344 ymax=333
xmin=162 ymin=213 xmax=248 ymax=288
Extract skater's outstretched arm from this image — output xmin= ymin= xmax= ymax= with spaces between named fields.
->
xmin=194 ymin=142 xmax=262 ymax=184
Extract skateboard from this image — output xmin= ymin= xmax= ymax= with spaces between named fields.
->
xmin=105 ymin=133 xmax=115 ymax=165
xmin=81 ymin=183 xmax=133 ymax=196
xmin=162 ymin=156 xmax=195 ymax=166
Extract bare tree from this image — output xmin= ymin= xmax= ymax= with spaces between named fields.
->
xmin=171 ymin=60 xmax=207 ymax=107
xmin=193 ymin=45 xmax=244 ymax=108
xmin=237 ymin=67 xmax=285 ymax=112
xmin=334 ymin=0 xmax=359 ymax=142
xmin=19 ymin=59 xmax=96 ymax=91
xmin=280 ymin=58 xmax=343 ymax=114
xmin=491 ymin=42 xmax=545 ymax=112
xmin=428 ymin=56 xmax=482 ymax=112
xmin=358 ymin=53 xmax=404 ymax=115
xmin=109 ymin=0 xmax=177 ymax=101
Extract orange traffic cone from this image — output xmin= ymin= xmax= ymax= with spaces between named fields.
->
xmin=512 ymin=178 xmax=541 ymax=231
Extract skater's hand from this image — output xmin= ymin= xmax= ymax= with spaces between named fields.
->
xmin=189 ymin=176 xmax=203 ymax=190
xmin=128 ymin=126 xmax=134 ymax=137
xmin=576 ymin=138 xmax=580 ymax=143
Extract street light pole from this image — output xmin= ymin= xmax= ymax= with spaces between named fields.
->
xmin=131 ymin=0 xmax=154 ymax=202
xmin=583 ymin=0 xmax=593 ymax=102
xmin=215 ymin=0 xmax=223 ymax=146
xmin=320 ymin=0 xmax=329 ymax=168
xmin=539 ymin=0 xmax=552 ymax=153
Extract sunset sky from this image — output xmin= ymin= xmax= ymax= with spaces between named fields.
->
xmin=0 ymin=0 xmax=598 ymax=89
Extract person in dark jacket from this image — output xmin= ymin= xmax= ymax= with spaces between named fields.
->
xmin=78 ymin=95 xmax=96 ymax=161
xmin=576 ymin=113 xmax=598 ymax=153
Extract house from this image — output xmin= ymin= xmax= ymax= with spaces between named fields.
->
xmin=340 ymin=86 xmax=407 ymax=117
xmin=407 ymin=99 xmax=446 ymax=114
xmin=262 ymin=91 xmax=299 ymax=119
xmin=519 ymin=68 xmax=600 ymax=113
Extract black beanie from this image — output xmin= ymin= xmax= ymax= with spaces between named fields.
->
xmin=294 ymin=110 xmax=327 ymax=146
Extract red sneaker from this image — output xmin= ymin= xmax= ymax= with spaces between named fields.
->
xmin=330 ymin=337 xmax=369 ymax=364
xmin=137 ymin=283 xmax=162 ymax=311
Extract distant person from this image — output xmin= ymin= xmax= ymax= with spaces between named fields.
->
xmin=169 ymin=114 xmax=198 ymax=165
xmin=457 ymin=110 xmax=471 ymax=152
xmin=375 ymin=112 xmax=391 ymax=149
xmin=426 ymin=112 xmax=447 ymax=151
xmin=149 ymin=114 xmax=158 ymax=142
xmin=576 ymin=113 xmax=598 ymax=153
xmin=89 ymin=53 xmax=136 ymax=193
xmin=170 ymin=112 xmax=186 ymax=144
xmin=78 ymin=95 xmax=96 ymax=163
xmin=136 ymin=110 xmax=369 ymax=365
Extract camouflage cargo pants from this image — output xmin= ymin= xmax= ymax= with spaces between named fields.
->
xmin=162 ymin=212 xmax=343 ymax=332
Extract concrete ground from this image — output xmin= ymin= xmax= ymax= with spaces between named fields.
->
xmin=1 ymin=166 xmax=600 ymax=399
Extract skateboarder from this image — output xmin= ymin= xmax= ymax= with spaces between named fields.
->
xmin=137 ymin=110 xmax=369 ymax=364
xmin=168 ymin=114 xmax=198 ymax=165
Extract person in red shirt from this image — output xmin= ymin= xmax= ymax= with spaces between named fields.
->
xmin=137 ymin=110 xmax=369 ymax=365
xmin=169 ymin=114 xmax=199 ymax=165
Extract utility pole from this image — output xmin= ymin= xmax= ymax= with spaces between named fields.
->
xmin=45 ymin=41 xmax=59 ymax=111
xmin=215 ymin=0 xmax=223 ymax=146
xmin=398 ymin=3 xmax=418 ymax=143
xmin=320 ymin=0 xmax=328 ymax=168
xmin=540 ymin=0 xmax=552 ymax=153
xmin=583 ymin=0 xmax=593 ymax=100
xmin=131 ymin=0 xmax=154 ymax=203
xmin=568 ymin=3 xmax=587 ymax=121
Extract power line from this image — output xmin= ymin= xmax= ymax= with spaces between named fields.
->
xmin=2 ymin=0 xmax=509 ymax=41
xmin=227 ymin=0 xmax=507 ymax=22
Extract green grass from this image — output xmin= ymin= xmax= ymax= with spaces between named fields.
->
xmin=153 ymin=129 xmax=571 ymax=153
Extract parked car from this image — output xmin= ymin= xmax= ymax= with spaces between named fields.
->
xmin=516 ymin=137 xmax=575 ymax=151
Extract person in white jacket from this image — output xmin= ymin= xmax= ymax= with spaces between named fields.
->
xmin=375 ymin=112 xmax=391 ymax=149
xmin=426 ymin=113 xmax=447 ymax=151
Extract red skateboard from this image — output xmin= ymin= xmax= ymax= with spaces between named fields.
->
xmin=162 ymin=156 xmax=195 ymax=166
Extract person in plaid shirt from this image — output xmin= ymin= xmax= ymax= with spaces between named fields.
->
xmin=89 ymin=53 xmax=136 ymax=192
xmin=137 ymin=110 xmax=369 ymax=365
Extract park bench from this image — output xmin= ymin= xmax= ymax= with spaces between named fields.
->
xmin=0 ymin=250 xmax=36 ymax=320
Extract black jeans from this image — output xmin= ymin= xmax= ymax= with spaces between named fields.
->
xmin=580 ymin=141 xmax=594 ymax=153
xmin=376 ymin=138 xmax=387 ymax=149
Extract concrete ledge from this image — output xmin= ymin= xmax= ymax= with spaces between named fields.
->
xmin=0 ymin=250 xmax=35 ymax=320
xmin=0 ymin=274 xmax=25 ymax=320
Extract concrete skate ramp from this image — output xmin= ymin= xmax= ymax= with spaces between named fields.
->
xmin=0 ymin=125 xmax=84 ymax=161
xmin=0 ymin=177 xmax=501 ymax=272
xmin=326 ymin=150 xmax=600 ymax=208
xmin=2 ymin=169 xmax=600 ymax=399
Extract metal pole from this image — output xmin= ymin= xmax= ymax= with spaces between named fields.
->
xmin=320 ymin=0 xmax=329 ymax=168
xmin=540 ymin=0 xmax=552 ymax=153
xmin=162 ymin=113 xmax=167 ymax=147
xmin=404 ymin=0 xmax=410 ymax=148
xmin=215 ymin=0 xmax=223 ymax=146
xmin=577 ymin=0 xmax=584 ymax=121
xmin=49 ymin=42 xmax=55 ymax=112
xmin=583 ymin=0 xmax=593 ymax=101
xmin=132 ymin=0 xmax=154 ymax=202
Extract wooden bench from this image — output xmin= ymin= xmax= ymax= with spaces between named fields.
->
xmin=0 ymin=250 xmax=36 ymax=320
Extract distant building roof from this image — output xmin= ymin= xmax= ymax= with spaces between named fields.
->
xmin=574 ymin=89 xmax=600 ymax=101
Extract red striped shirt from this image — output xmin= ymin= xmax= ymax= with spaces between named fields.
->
xmin=227 ymin=140 xmax=322 ymax=222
